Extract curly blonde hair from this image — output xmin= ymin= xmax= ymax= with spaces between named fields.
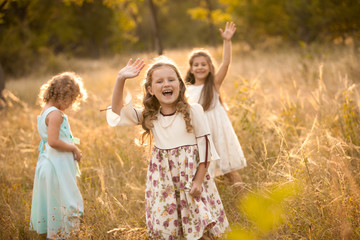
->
xmin=38 ymin=72 xmax=87 ymax=110
xmin=141 ymin=57 xmax=193 ymax=143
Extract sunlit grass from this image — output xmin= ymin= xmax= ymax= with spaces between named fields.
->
xmin=1 ymin=44 xmax=359 ymax=239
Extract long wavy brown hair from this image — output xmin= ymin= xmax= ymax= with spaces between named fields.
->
xmin=38 ymin=72 xmax=87 ymax=110
xmin=185 ymin=49 xmax=220 ymax=111
xmin=141 ymin=58 xmax=193 ymax=144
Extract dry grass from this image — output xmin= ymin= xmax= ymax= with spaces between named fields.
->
xmin=1 ymin=44 xmax=360 ymax=239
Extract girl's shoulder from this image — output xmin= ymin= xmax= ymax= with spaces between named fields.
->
xmin=189 ymin=102 xmax=203 ymax=111
xmin=40 ymin=106 xmax=63 ymax=118
xmin=189 ymin=102 xmax=205 ymax=118
xmin=40 ymin=106 xmax=64 ymax=126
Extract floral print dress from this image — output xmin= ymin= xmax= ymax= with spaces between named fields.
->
xmin=107 ymin=101 xmax=229 ymax=240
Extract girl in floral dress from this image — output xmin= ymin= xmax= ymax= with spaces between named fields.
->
xmin=107 ymin=57 xmax=229 ymax=239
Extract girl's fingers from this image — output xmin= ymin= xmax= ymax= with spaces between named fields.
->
xmin=127 ymin=58 xmax=133 ymax=66
xmin=134 ymin=58 xmax=144 ymax=69
xmin=137 ymin=61 xmax=145 ymax=71
xmin=137 ymin=60 xmax=145 ymax=69
xmin=139 ymin=62 xmax=145 ymax=71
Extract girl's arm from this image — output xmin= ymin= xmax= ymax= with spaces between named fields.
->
xmin=214 ymin=21 xmax=236 ymax=92
xmin=47 ymin=111 xmax=82 ymax=162
xmin=190 ymin=162 xmax=210 ymax=198
xmin=111 ymin=58 xmax=145 ymax=114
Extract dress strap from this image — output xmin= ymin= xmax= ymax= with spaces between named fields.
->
xmin=41 ymin=106 xmax=62 ymax=119
xmin=38 ymin=106 xmax=62 ymax=153
xmin=38 ymin=139 xmax=46 ymax=153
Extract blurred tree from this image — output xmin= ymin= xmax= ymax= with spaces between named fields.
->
xmin=188 ymin=0 xmax=230 ymax=47
xmin=1 ymin=0 xmax=359 ymax=78
xmin=321 ymin=0 xmax=360 ymax=53
xmin=147 ymin=0 xmax=163 ymax=55
xmin=284 ymin=0 xmax=326 ymax=44
xmin=0 ymin=0 xmax=137 ymax=76
xmin=220 ymin=0 xmax=360 ymax=48
xmin=0 ymin=62 xmax=5 ymax=106
xmin=220 ymin=0 xmax=290 ymax=47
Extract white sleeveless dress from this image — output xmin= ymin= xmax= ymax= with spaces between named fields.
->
xmin=187 ymin=85 xmax=246 ymax=177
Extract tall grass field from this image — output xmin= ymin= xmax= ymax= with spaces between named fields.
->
xmin=1 ymin=45 xmax=360 ymax=239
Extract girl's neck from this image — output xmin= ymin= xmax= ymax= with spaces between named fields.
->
xmin=160 ymin=105 xmax=176 ymax=115
xmin=194 ymin=78 xmax=205 ymax=86
xmin=47 ymin=101 xmax=65 ymax=111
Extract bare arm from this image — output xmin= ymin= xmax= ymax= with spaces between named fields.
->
xmin=214 ymin=22 xmax=236 ymax=92
xmin=47 ymin=111 xmax=82 ymax=162
xmin=190 ymin=162 xmax=210 ymax=198
xmin=111 ymin=58 xmax=145 ymax=114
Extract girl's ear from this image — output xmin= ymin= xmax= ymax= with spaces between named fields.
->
xmin=147 ymin=85 xmax=153 ymax=95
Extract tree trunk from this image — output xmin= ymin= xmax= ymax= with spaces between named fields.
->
xmin=147 ymin=0 xmax=163 ymax=55
xmin=0 ymin=63 xmax=6 ymax=104
xmin=205 ymin=0 xmax=216 ymax=47
xmin=353 ymin=30 xmax=360 ymax=55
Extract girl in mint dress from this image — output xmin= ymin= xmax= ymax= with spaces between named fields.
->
xmin=30 ymin=72 xmax=87 ymax=239
xmin=107 ymin=58 xmax=229 ymax=239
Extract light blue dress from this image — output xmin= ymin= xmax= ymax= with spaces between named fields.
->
xmin=30 ymin=106 xmax=83 ymax=239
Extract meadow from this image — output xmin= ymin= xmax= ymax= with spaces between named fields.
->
xmin=1 ymin=44 xmax=359 ymax=239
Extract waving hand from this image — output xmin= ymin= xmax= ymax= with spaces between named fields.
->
xmin=117 ymin=58 xmax=145 ymax=80
xmin=219 ymin=21 xmax=236 ymax=41
xmin=111 ymin=58 xmax=145 ymax=114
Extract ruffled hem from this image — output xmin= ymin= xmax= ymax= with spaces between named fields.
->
xmin=205 ymin=104 xmax=247 ymax=177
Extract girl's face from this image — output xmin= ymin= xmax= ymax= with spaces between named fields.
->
xmin=190 ymin=56 xmax=210 ymax=82
xmin=148 ymin=66 xmax=180 ymax=112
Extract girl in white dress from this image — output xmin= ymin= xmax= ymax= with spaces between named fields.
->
xmin=107 ymin=57 xmax=229 ymax=240
xmin=185 ymin=22 xmax=246 ymax=182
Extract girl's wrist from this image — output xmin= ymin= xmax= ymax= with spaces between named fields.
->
xmin=71 ymin=145 xmax=77 ymax=152
xmin=116 ymin=75 xmax=127 ymax=82
xmin=193 ymin=178 xmax=203 ymax=185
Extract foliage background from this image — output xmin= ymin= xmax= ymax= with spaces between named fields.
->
xmin=1 ymin=0 xmax=359 ymax=77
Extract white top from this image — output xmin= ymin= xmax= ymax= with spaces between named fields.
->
xmin=107 ymin=98 xmax=219 ymax=163
xmin=187 ymin=84 xmax=247 ymax=176
xmin=187 ymin=84 xmax=219 ymax=110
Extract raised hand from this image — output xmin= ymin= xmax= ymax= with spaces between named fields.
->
xmin=117 ymin=58 xmax=145 ymax=80
xmin=219 ymin=21 xmax=236 ymax=41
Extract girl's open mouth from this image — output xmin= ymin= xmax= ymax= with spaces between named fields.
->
xmin=162 ymin=89 xmax=173 ymax=96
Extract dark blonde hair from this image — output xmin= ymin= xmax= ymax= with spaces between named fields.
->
xmin=38 ymin=72 xmax=87 ymax=110
xmin=141 ymin=57 xmax=192 ymax=143
xmin=185 ymin=49 xmax=219 ymax=111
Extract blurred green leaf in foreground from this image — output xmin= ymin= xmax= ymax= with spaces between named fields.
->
xmin=228 ymin=182 xmax=300 ymax=240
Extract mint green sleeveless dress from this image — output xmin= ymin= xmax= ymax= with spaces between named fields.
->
xmin=30 ymin=107 xmax=83 ymax=239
